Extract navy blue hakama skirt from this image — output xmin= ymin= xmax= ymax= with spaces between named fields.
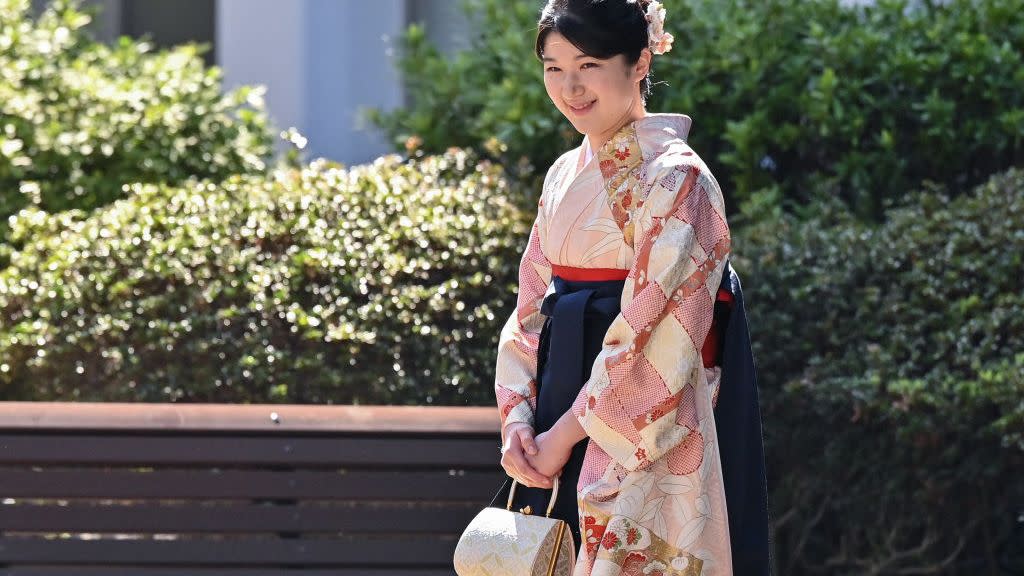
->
xmin=492 ymin=274 xmax=625 ymax=555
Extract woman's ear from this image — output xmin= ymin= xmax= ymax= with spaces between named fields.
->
xmin=634 ymin=48 xmax=653 ymax=82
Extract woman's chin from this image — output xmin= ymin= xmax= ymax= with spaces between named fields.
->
xmin=565 ymin=117 xmax=591 ymax=134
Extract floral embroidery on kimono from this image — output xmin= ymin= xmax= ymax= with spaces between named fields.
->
xmin=494 ymin=113 xmax=733 ymax=574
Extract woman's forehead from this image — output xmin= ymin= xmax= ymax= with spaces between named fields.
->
xmin=541 ymin=32 xmax=585 ymax=59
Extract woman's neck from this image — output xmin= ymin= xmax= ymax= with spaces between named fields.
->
xmin=587 ymin=104 xmax=648 ymax=152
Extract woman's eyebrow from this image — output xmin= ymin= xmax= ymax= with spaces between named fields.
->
xmin=541 ymin=54 xmax=591 ymax=62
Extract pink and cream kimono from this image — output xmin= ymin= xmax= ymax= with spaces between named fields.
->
xmin=495 ymin=113 xmax=734 ymax=574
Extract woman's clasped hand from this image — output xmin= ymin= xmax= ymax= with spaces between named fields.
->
xmin=500 ymin=422 xmax=575 ymax=488
xmin=500 ymin=422 xmax=555 ymax=488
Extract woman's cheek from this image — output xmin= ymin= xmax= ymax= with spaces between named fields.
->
xmin=543 ymin=79 xmax=560 ymax=107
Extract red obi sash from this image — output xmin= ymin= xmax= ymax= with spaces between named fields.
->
xmin=551 ymin=264 xmax=629 ymax=282
xmin=704 ymin=288 xmax=734 ymax=367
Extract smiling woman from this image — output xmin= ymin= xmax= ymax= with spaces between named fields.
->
xmin=489 ymin=0 xmax=771 ymax=574
xmin=535 ymin=0 xmax=653 ymax=152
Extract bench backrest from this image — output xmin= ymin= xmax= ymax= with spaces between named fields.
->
xmin=0 ymin=402 xmax=504 ymax=576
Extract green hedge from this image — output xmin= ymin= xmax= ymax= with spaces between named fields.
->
xmin=372 ymin=0 xmax=1024 ymax=221
xmin=733 ymin=168 xmax=1024 ymax=572
xmin=0 ymin=0 xmax=274 ymax=245
xmin=0 ymin=149 xmax=528 ymax=405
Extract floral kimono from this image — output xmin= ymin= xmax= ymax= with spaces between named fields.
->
xmin=495 ymin=113 xmax=734 ymax=574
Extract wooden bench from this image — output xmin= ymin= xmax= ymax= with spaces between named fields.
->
xmin=0 ymin=402 xmax=505 ymax=576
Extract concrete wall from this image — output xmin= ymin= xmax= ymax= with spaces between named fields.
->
xmin=216 ymin=0 xmax=407 ymax=165
xmin=32 ymin=0 xmax=472 ymax=165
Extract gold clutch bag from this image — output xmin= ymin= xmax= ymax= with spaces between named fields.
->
xmin=453 ymin=476 xmax=576 ymax=575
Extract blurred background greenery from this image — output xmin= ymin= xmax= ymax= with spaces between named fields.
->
xmin=1 ymin=0 xmax=1022 ymax=572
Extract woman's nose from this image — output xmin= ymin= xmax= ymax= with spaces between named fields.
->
xmin=562 ymin=73 xmax=584 ymax=97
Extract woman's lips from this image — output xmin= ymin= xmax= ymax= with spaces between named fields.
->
xmin=568 ymin=99 xmax=596 ymax=115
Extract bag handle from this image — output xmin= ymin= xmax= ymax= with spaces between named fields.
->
xmin=506 ymin=476 xmax=560 ymax=517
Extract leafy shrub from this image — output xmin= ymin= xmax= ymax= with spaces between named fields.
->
xmin=372 ymin=0 xmax=1024 ymax=221
xmin=0 ymin=0 xmax=274 ymax=245
xmin=733 ymin=168 xmax=1024 ymax=573
xmin=0 ymin=149 xmax=529 ymax=405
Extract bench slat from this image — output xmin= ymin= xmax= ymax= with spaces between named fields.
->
xmin=0 ymin=401 xmax=498 ymax=435
xmin=0 ymin=565 xmax=452 ymax=569
xmin=0 ymin=569 xmax=452 ymax=576
xmin=0 ymin=435 xmax=498 ymax=467
xmin=0 ymin=537 xmax=456 ymax=566
xmin=0 ymin=468 xmax=505 ymax=501
xmin=0 ymin=502 xmax=482 ymax=533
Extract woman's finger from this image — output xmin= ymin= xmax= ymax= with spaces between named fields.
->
xmin=511 ymin=451 xmax=552 ymax=488
xmin=515 ymin=426 xmax=539 ymax=455
xmin=500 ymin=440 xmax=524 ymax=479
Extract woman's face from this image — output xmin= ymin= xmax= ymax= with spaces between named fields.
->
xmin=541 ymin=31 xmax=649 ymax=145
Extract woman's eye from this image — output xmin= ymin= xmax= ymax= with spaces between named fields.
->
xmin=544 ymin=63 xmax=597 ymax=72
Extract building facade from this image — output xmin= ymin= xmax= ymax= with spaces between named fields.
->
xmin=43 ymin=0 xmax=470 ymax=165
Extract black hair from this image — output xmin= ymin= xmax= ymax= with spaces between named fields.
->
xmin=535 ymin=0 xmax=654 ymax=100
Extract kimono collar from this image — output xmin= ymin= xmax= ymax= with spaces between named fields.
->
xmin=591 ymin=112 xmax=693 ymax=181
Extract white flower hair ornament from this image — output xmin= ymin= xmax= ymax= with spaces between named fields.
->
xmin=643 ymin=1 xmax=674 ymax=55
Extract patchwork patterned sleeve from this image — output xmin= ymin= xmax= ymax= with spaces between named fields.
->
xmin=571 ymin=161 xmax=731 ymax=472
xmin=494 ymin=212 xmax=553 ymax=439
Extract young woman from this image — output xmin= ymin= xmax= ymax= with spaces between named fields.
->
xmin=495 ymin=0 xmax=759 ymax=573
